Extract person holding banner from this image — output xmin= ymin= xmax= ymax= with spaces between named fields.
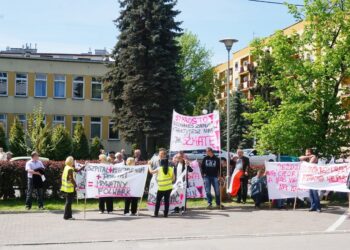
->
xmin=231 ymin=149 xmax=250 ymax=204
xmin=123 ymin=157 xmax=139 ymax=216
xmin=61 ymin=156 xmax=77 ymax=220
xmin=173 ymin=153 xmax=193 ymax=213
xmin=98 ymin=154 xmax=114 ymax=214
xmin=201 ymin=147 xmax=222 ymax=209
xmin=299 ymin=148 xmax=321 ymax=212
xmin=149 ymin=158 xmax=175 ymax=217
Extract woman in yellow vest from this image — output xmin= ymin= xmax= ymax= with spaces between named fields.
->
xmin=149 ymin=158 xmax=174 ymax=217
xmin=61 ymin=156 xmax=76 ymax=220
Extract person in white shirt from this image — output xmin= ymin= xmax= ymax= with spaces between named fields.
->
xmin=25 ymin=151 xmax=45 ymax=210
xmin=0 ymin=147 xmax=6 ymax=161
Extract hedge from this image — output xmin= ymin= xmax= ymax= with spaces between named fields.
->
xmin=0 ymin=160 xmax=148 ymax=200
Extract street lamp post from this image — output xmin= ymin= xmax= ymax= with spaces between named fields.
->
xmin=219 ymin=38 xmax=238 ymax=190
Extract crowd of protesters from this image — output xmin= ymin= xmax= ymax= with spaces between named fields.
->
xmin=20 ymin=146 xmax=346 ymax=220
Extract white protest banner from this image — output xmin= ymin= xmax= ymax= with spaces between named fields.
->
xmin=75 ymin=163 xmax=86 ymax=199
xmin=186 ymin=160 xmax=206 ymax=199
xmin=147 ymin=170 xmax=186 ymax=211
xmin=265 ymin=162 xmax=309 ymax=199
xmin=85 ymin=163 xmax=148 ymax=198
xmin=298 ymin=162 xmax=350 ymax=193
xmin=170 ymin=110 xmax=221 ymax=152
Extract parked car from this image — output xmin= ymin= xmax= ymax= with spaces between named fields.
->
xmin=241 ymin=149 xmax=276 ymax=167
xmin=10 ymin=156 xmax=50 ymax=162
xmin=168 ymin=149 xmax=234 ymax=162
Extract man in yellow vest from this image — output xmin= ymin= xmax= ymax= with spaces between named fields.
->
xmin=61 ymin=156 xmax=77 ymax=220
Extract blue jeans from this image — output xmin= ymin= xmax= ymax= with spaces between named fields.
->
xmin=309 ymin=189 xmax=321 ymax=210
xmin=204 ymin=176 xmax=220 ymax=206
xmin=25 ymin=178 xmax=44 ymax=208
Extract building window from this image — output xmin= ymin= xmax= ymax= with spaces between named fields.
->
xmin=54 ymin=75 xmax=66 ymax=98
xmin=90 ymin=117 xmax=101 ymax=139
xmin=72 ymin=116 xmax=84 ymax=134
xmin=234 ymin=62 xmax=239 ymax=71
xmin=0 ymin=72 xmax=8 ymax=96
xmin=108 ymin=120 xmax=119 ymax=140
xmin=15 ymin=73 xmax=27 ymax=97
xmin=91 ymin=77 xmax=102 ymax=100
xmin=53 ymin=115 xmax=65 ymax=127
xmin=35 ymin=73 xmax=47 ymax=97
xmin=17 ymin=114 xmax=26 ymax=128
xmin=235 ymin=78 xmax=239 ymax=88
xmin=0 ymin=114 xmax=7 ymax=136
xmin=73 ymin=76 xmax=84 ymax=99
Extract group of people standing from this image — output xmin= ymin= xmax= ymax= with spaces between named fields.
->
xmin=23 ymin=146 xmax=325 ymax=220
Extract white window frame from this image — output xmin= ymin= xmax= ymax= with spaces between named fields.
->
xmin=54 ymin=75 xmax=66 ymax=99
xmin=72 ymin=116 xmax=84 ymax=134
xmin=34 ymin=73 xmax=47 ymax=98
xmin=0 ymin=114 xmax=7 ymax=137
xmin=17 ymin=114 xmax=27 ymax=129
xmin=108 ymin=119 xmax=119 ymax=140
xmin=72 ymin=76 xmax=84 ymax=99
xmin=90 ymin=117 xmax=101 ymax=139
xmin=53 ymin=115 xmax=65 ymax=127
xmin=91 ymin=77 xmax=102 ymax=100
xmin=15 ymin=73 xmax=28 ymax=97
xmin=0 ymin=72 xmax=8 ymax=96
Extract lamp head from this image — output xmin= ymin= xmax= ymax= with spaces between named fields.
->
xmin=219 ymin=38 xmax=238 ymax=52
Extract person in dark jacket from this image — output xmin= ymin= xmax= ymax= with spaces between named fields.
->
xmin=232 ymin=149 xmax=250 ymax=204
xmin=201 ymin=147 xmax=222 ymax=209
xmin=173 ymin=153 xmax=193 ymax=213
xmin=251 ymin=169 xmax=268 ymax=208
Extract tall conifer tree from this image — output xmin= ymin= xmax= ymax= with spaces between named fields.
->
xmin=106 ymin=0 xmax=183 ymax=153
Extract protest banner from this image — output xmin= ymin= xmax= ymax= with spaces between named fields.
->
xmin=147 ymin=170 xmax=186 ymax=211
xmin=186 ymin=160 xmax=206 ymax=199
xmin=85 ymin=163 xmax=148 ymax=198
xmin=75 ymin=162 xmax=86 ymax=199
xmin=169 ymin=110 xmax=221 ymax=152
xmin=298 ymin=162 xmax=350 ymax=192
xmin=265 ymin=162 xmax=309 ymax=199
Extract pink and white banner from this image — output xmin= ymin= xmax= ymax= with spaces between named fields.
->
xmin=85 ymin=163 xmax=148 ymax=198
xmin=298 ymin=162 xmax=350 ymax=193
xmin=186 ymin=160 xmax=206 ymax=199
xmin=265 ymin=162 xmax=308 ymax=199
xmin=170 ymin=110 xmax=220 ymax=152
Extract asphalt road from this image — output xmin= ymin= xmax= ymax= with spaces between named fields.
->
xmin=1 ymin=206 xmax=349 ymax=250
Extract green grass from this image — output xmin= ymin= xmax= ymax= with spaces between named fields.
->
xmin=0 ymin=198 xmax=254 ymax=212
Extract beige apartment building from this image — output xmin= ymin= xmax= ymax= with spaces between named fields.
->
xmin=0 ymin=47 xmax=131 ymax=153
xmin=215 ymin=21 xmax=306 ymax=106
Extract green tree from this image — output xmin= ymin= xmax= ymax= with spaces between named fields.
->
xmin=105 ymin=0 xmax=183 ymax=154
xmin=247 ymin=0 xmax=350 ymax=158
xmin=0 ymin=124 xmax=7 ymax=152
xmin=26 ymin=106 xmax=53 ymax=157
xmin=9 ymin=118 xmax=27 ymax=157
xmin=72 ymin=121 xmax=90 ymax=160
xmin=51 ymin=125 xmax=73 ymax=161
xmin=90 ymin=137 xmax=104 ymax=160
xmin=177 ymin=31 xmax=214 ymax=115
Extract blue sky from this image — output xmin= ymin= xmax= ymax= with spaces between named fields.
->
xmin=0 ymin=0 xmax=304 ymax=65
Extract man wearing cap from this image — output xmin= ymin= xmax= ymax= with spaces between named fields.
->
xmin=25 ymin=151 xmax=45 ymax=210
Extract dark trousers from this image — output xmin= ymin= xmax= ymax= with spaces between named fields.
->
xmin=64 ymin=192 xmax=74 ymax=219
xmin=99 ymin=197 xmax=114 ymax=212
xmin=155 ymin=189 xmax=172 ymax=217
xmin=25 ymin=178 xmax=44 ymax=208
xmin=124 ymin=197 xmax=138 ymax=214
xmin=237 ymin=178 xmax=248 ymax=203
xmin=309 ymin=189 xmax=321 ymax=210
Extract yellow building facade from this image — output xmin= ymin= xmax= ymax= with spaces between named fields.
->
xmin=215 ymin=21 xmax=305 ymax=106
xmin=0 ymin=51 xmax=131 ymax=153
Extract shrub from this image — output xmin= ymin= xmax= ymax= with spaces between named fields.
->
xmin=9 ymin=118 xmax=27 ymax=157
xmin=0 ymin=124 xmax=7 ymax=152
xmin=51 ymin=125 xmax=73 ymax=161
xmin=90 ymin=137 xmax=104 ymax=160
xmin=72 ymin=122 xmax=90 ymax=160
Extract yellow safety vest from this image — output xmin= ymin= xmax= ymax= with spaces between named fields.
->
xmin=157 ymin=166 xmax=174 ymax=191
xmin=61 ymin=165 xmax=75 ymax=193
